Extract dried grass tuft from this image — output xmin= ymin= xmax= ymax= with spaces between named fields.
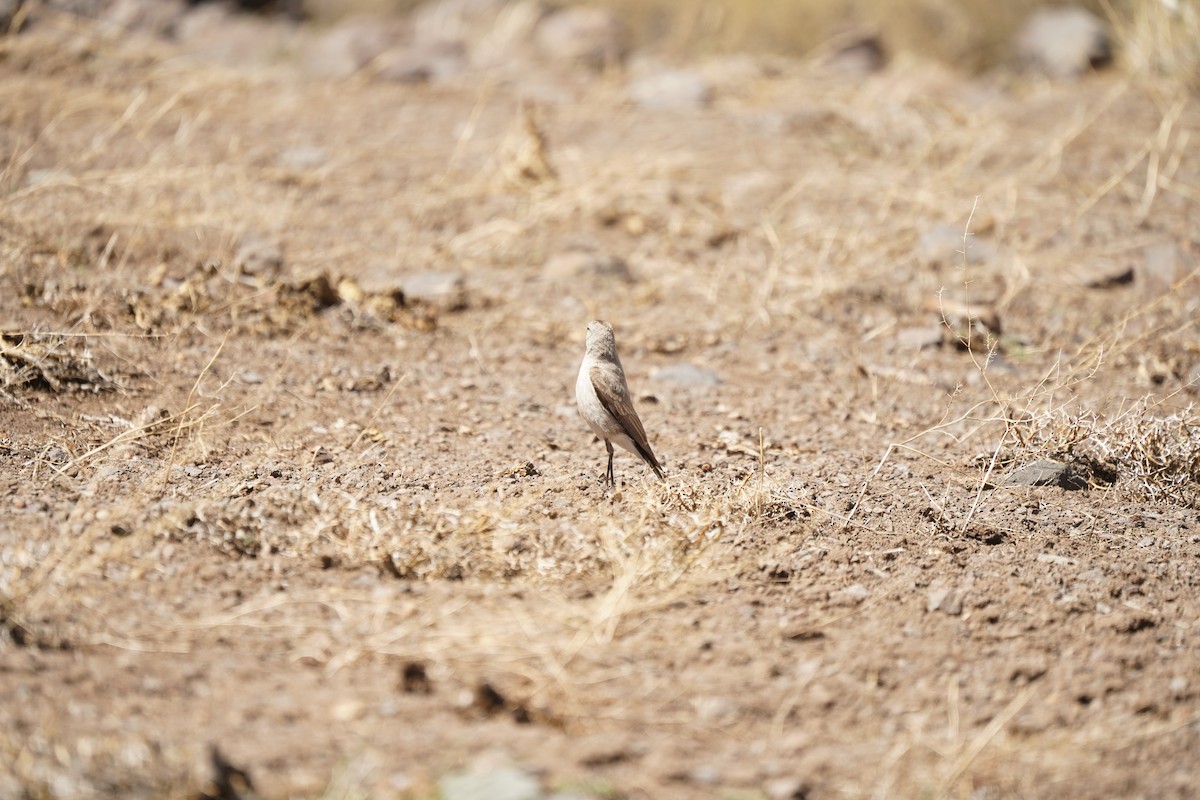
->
xmin=1104 ymin=0 xmax=1200 ymax=82
xmin=0 ymin=331 xmax=120 ymax=398
xmin=1019 ymin=398 xmax=1200 ymax=506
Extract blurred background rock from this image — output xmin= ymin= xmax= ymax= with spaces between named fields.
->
xmin=8 ymin=0 xmax=1197 ymax=82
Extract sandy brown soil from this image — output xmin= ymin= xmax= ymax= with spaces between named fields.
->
xmin=2 ymin=9 xmax=1200 ymax=800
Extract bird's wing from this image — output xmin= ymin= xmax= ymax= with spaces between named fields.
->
xmin=591 ymin=364 xmax=663 ymax=476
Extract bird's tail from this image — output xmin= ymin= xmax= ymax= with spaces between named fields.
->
xmin=635 ymin=442 xmax=665 ymax=480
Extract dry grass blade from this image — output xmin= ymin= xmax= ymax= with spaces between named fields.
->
xmin=162 ymin=333 xmax=227 ymax=489
xmin=939 ymin=684 xmax=1038 ymax=794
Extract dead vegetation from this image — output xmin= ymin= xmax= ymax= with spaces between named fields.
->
xmin=1 ymin=4 xmax=1200 ymax=800
xmin=0 ymin=331 xmax=120 ymax=396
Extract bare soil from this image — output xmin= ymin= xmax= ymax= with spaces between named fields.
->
xmin=2 ymin=10 xmax=1199 ymax=800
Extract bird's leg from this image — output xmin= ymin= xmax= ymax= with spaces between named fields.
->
xmin=605 ymin=440 xmax=615 ymax=487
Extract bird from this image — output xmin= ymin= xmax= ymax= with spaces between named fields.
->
xmin=576 ymin=320 xmax=665 ymax=485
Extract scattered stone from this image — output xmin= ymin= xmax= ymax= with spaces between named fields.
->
xmin=304 ymin=16 xmax=403 ymax=78
xmin=927 ymin=586 xmax=963 ymax=616
xmin=439 ymin=765 xmax=540 ymax=800
xmin=1140 ymin=241 xmax=1193 ymax=295
xmin=831 ymin=582 xmax=871 ymax=605
xmin=765 ymin=776 xmax=809 ymax=800
xmin=331 ymin=698 xmax=364 ymax=721
xmin=541 ymin=248 xmax=633 ymax=283
xmin=1016 ymin=6 xmax=1112 ymax=79
xmin=1036 ymin=553 xmax=1078 ymax=567
xmin=374 ymin=39 xmax=466 ymax=83
xmin=825 ymin=32 xmax=887 ymax=75
xmin=629 ymin=69 xmax=713 ymax=110
xmin=410 ymin=0 xmax=512 ymax=58
xmin=103 ymin=0 xmax=189 ymax=37
xmin=400 ymin=270 xmax=466 ymax=305
xmin=721 ymin=171 xmax=783 ymax=223
xmin=411 ymin=0 xmax=502 ymax=38
xmin=652 ymin=363 xmax=722 ymax=388
xmin=233 ymin=232 xmax=284 ymax=275
xmin=174 ymin=3 xmax=292 ymax=67
xmin=688 ymin=764 xmax=721 ymax=785
xmin=277 ymin=146 xmax=328 ymax=172
xmin=499 ymin=461 xmax=539 ymax=479
xmin=1084 ymin=263 xmax=1135 ymax=289
xmin=533 ymin=6 xmax=624 ymax=70
xmin=895 ymin=325 xmax=943 ymax=351
xmin=1000 ymin=460 xmax=1087 ymax=489
xmin=917 ymin=223 xmax=996 ymax=268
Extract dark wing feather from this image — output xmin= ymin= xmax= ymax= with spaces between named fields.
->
xmin=591 ymin=365 xmax=664 ymax=478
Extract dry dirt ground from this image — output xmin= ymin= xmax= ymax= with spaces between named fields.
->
xmin=2 ymin=9 xmax=1200 ymax=800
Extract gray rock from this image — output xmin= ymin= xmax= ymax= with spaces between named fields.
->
xmin=277 ymin=146 xmax=328 ymax=172
xmin=629 ymin=69 xmax=713 ymax=111
xmin=688 ymin=764 xmax=721 ymax=785
xmin=401 ymin=270 xmax=466 ymax=303
xmin=411 ymin=0 xmax=509 ymax=47
xmin=533 ymin=6 xmax=625 ymax=70
xmin=1001 ymin=460 xmax=1086 ymax=489
xmin=1036 ymin=553 xmax=1077 ymax=566
xmin=824 ymin=33 xmax=887 ymax=75
xmin=173 ymin=4 xmax=291 ymax=67
xmin=1016 ymin=6 xmax=1111 ymax=79
xmin=765 ymin=776 xmax=808 ymax=800
xmin=896 ymin=325 xmax=943 ymax=351
xmin=831 ymin=582 xmax=871 ymax=605
xmin=234 ymin=232 xmax=283 ymax=275
xmin=439 ymin=765 xmax=541 ymax=800
xmin=432 ymin=0 xmax=543 ymax=70
xmin=927 ymin=586 xmax=963 ymax=616
xmin=375 ymin=39 xmax=466 ymax=83
xmin=541 ymin=249 xmax=633 ymax=283
xmin=721 ymin=171 xmax=783 ymax=223
xmin=652 ymin=363 xmax=721 ymax=388
xmin=917 ymin=223 xmax=996 ymax=268
xmin=304 ymin=16 xmax=403 ymax=78
xmin=1141 ymin=241 xmax=1193 ymax=295
xmin=103 ymin=0 xmax=188 ymax=36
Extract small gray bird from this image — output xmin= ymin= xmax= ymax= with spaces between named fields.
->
xmin=576 ymin=320 xmax=665 ymax=485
